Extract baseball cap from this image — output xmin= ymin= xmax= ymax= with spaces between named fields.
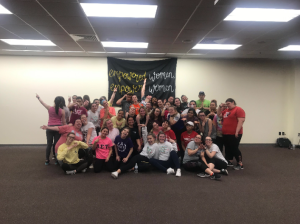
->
xmin=199 ymin=91 xmax=205 ymax=95
xmin=186 ymin=121 xmax=194 ymax=126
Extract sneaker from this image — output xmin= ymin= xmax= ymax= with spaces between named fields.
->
xmin=233 ymin=164 xmax=244 ymax=170
xmin=45 ymin=160 xmax=50 ymax=165
xmin=210 ymin=173 xmax=221 ymax=180
xmin=166 ymin=168 xmax=175 ymax=175
xmin=221 ymin=169 xmax=228 ymax=175
xmin=175 ymin=169 xmax=181 ymax=177
xmin=197 ymin=172 xmax=210 ymax=178
xmin=81 ymin=168 xmax=87 ymax=173
xmin=66 ymin=170 xmax=76 ymax=175
xmin=227 ymin=161 xmax=234 ymax=167
xmin=111 ymin=171 xmax=118 ymax=179
xmin=52 ymin=155 xmax=56 ymax=160
xmin=89 ymin=164 xmax=94 ymax=169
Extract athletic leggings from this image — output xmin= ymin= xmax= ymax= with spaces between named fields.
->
xmin=119 ymin=155 xmax=151 ymax=173
xmin=61 ymin=160 xmax=88 ymax=173
xmin=46 ymin=126 xmax=61 ymax=161
xmin=94 ymin=157 xmax=115 ymax=173
xmin=207 ymin=157 xmax=227 ymax=170
xmin=183 ymin=158 xmax=209 ymax=172
xmin=149 ymin=151 xmax=180 ymax=173
xmin=223 ymin=134 xmax=242 ymax=163
xmin=215 ymin=136 xmax=224 ymax=153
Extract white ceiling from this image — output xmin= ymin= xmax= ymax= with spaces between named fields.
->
xmin=0 ymin=0 xmax=300 ymax=59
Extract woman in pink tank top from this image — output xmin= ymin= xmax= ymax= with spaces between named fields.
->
xmin=36 ymin=94 xmax=66 ymax=165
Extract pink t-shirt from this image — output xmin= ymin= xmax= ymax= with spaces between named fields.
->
xmin=92 ymin=136 xmax=113 ymax=159
xmin=48 ymin=107 xmax=62 ymax=126
xmin=55 ymin=125 xmax=83 ymax=153
xmin=99 ymin=107 xmax=116 ymax=127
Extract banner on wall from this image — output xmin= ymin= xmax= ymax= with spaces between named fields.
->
xmin=108 ymin=57 xmax=177 ymax=106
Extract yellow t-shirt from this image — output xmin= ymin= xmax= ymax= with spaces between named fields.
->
xmin=57 ymin=141 xmax=88 ymax=164
xmin=111 ymin=116 xmax=126 ymax=129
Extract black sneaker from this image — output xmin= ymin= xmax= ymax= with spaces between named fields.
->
xmin=233 ymin=164 xmax=244 ymax=170
xmin=227 ymin=161 xmax=234 ymax=167
xmin=197 ymin=173 xmax=210 ymax=178
xmin=210 ymin=173 xmax=221 ymax=180
xmin=221 ymin=169 xmax=228 ymax=175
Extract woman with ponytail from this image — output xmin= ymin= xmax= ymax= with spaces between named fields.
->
xmin=36 ymin=94 xmax=66 ymax=165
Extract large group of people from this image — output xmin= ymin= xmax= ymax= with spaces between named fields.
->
xmin=37 ymin=79 xmax=246 ymax=180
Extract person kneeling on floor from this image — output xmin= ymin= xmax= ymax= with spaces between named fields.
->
xmin=57 ymin=132 xmax=91 ymax=175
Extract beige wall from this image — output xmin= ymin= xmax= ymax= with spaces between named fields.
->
xmin=0 ymin=56 xmax=294 ymax=144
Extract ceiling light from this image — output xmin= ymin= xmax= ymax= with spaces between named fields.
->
xmin=278 ymin=45 xmax=300 ymax=51
xmin=147 ymin=53 xmax=165 ymax=55
xmin=80 ymin=3 xmax=157 ymax=18
xmin=0 ymin=4 xmax=12 ymax=14
xmin=88 ymin=51 xmax=106 ymax=54
xmin=224 ymin=8 xmax=300 ymax=22
xmin=102 ymin=42 xmax=148 ymax=48
xmin=193 ymin=44 xmax=241 ymax=50
xmin=0 ymin=39 xmax=56 ymax=46
xmin=1 ymin=49 xmax=42 ymax=52
xmin=127 ymin=52 xmax=146 ymax=54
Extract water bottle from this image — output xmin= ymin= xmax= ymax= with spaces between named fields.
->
xmin=292 ymin=144 xmax=295 ymax=150
xmin=134 ymin=163 xmax=138 ymax=173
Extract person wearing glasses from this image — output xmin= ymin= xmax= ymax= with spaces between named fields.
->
xmin=183 ymin=134 xmax=221 ymax=180
xmin=204 ymin=137 xmax=228 ymax=175
xmin=218 ymin=98 xmax=245 ymax=170
xmin=57 ymin=132 xmax=91 ymax=175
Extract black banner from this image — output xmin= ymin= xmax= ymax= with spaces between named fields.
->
xmin=108 ymin=57 xmax=177 ymax=106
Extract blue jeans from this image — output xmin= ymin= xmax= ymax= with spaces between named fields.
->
xmin=149 ymin=151 xmax=180 ymax=173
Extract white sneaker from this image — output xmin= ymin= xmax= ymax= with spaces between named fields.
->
xmin=166 ymin=168 xmax=175 ymax=175
xmin=66 ymin=170 xmax=76 ymax=175
xmin=175 ymin=169 xmax=181 ymax=177
xmin=111 ymin=171 xmax=118 ymax=179
xmin=89 ymin=164 xmax=94 ymax=169
xmin=81 ymin=168 xmax=87 ymax=173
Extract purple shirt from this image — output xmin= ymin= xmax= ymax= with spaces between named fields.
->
xmin=114 ymin=135 xmax=133 ymax=158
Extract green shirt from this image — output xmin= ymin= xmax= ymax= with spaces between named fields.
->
xmin=196 ymin=99 xmax=210 ymax=108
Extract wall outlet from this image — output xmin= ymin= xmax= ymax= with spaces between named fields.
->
xmin=282 ymin=132 xmax=285 ymax=135
xmin=279 ymin=132 xmax=281 ymax=135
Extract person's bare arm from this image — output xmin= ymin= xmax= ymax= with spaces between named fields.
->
xmin=92 ymin=138 xmax=99 ymax=150
xmin=217 ymin=103 xmax=224 ymax=117
xmin=36 ymin=94 xmax=51 ymax=110
xmin=123 ymin=147 xmax=133 ymax=163
xmin=115 ymin=145 xmax=120 ymax=161
xmin=106 ymin=147 xmax=113 ymax=162
xmin=235 ymin=118 xmax=245 ymax=137
xmin=68 ymin=102 xmax=76 ymax=109
xmin=200 ymin=150 xmax=209 ymax=166
xmin=181 ymin=141 xmax=186 ymax=151
xmin=207 ymin=119 xmax=212 ymax=137
xmin=86 ymin=127 xmax=93 ymax=145
xmin=61 ymin=110 xmax=66 ymax=125
xmin=141 ymin=79 xmax=146 ymax=99
xmin=187 ymin=147 xmax=199 ymax=156
xmin=40 ymin=125 xmax=59 ymax=132
xmin=116 ymin=94 xmax=127 ymax=105
xmin=205 ymin=149 xmax=217 ymax=158
xmin=145 ymin=114 xmax=150 ymax=127
xmin=109 ymin=87 xmax=118 ymax=105
xmin=136 ymin=139 xmax=142 ymax=151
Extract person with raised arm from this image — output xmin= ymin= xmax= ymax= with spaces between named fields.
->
xmin=92 ymin=127 xmax=114 ymax=173
xmin=99 ymin=99 xmax=116 ymax=127
xmin=116 ymin=92 xmax=133 ymax=115
xmin=203 ymin=136 xmax=228 ymax=175
xmin=183 ymin=135 xmax=221 ymax=180
xmin=218 ymin=98 xmax=245 ymax=170
xmin=111 ymin=133 xmax=158 ymax=179
xmin=149 ymin=132 xmax=181 ymax=177
xmin=68 ymin=96 xmax=88 ymax=125
xmin=57 ymin=132 xmax=91 ymax=175
xmin=68 ymin=95 xmax=77 ymax=107
xmin=131 ymin=95 xmax=143 ymax=115
xmin=36 ymin=94 xmax=66 ymax=165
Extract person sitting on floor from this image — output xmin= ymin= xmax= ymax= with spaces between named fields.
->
xmin=183 ymin=135 xmax=221 ymax=180
xmin=149 ymin=132 xmax=181 ymax=177
xmin=203 ymin=136 xmax=228 ymax=175
xmin=57 ymin=132 xmax=91 ymax=175
xmin=111 ymin=133 xmax=159 ymax=179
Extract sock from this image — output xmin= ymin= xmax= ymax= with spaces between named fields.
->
xmin=210 ymin=172 xmax=214 ymax=176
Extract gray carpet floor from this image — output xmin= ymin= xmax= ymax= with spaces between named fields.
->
xmin=0 ymin=145 xmax=299 ymax=224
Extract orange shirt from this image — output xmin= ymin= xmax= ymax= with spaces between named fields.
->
xmin=131 ymin=103 xmax=142 ymax=115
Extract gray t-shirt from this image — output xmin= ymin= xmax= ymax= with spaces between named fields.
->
xmin=88 ymin=110 xmax=100 ymax=128
xmin=205 ymin=143 xmax=227 ymax=163
xmin=121 ymin=100 xmax=131 ymax=113
xmin=183 ymin=141 xmax=200 ymax=164
xmin=81 ymin=122 xmax=97 ymax=145
xmin=63 ymin=106 xmax=70 ymax=124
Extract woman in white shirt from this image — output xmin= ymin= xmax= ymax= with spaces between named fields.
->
xmin=149 ymin=131 xmax=181 ymax=177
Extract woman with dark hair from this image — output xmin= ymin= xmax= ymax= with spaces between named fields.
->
xmin=148 ymin=108 xmax=164 ymax=130
xmin=114 ymin=127 xmax=134 ymax=169
xmin=36 ymin=94 xmax=66 ymax=165
xmin=174 ymin=97 xmax=184 ymax=114
xmin=182 ymin=108 xmax=198 ymax=123
xmin=218 ymin=98 xmax=245 ymax=170
xmin=151 ymin=97 xmax=158 ymax=109
xmin=92 ymin=127 xmax=114 ymax=172
xmin=111 ymin=133 xmax=158 ymax=179
xmin=111 ymin=110 xmax=126 ymax=130
xmin=149 ymin=132 xmax=181 ymax=177
xmin=83 ymin=95 xmax=92 ymax=111
xmin=197 ymin=111 xmax=216 ymax=142
xmin=136 ymin=106 xmax=150 ymax=144
xmin=127 ymin=116 xmax=141 ymax=156
xmin=168 ymin=96 xmax=175 ymax=105
xmin=205 ymin=99 xmax=218 ymax=120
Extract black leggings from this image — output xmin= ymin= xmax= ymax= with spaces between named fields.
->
xmin=94 ymin=157 xmax=115 ymax=173
xmin=149 ymin=151 xmax=180 ymax=173
xmin=215 ymin=136 xmax=224 ymax=152
xmin=183 ymin=158 xmax=209 ymax=172
xmin=223 ymin=134 xmax=242 ymax=163
xmin=119 ymin=155 xmax=151 ymax=173
xmin=61 ymin=160 xmax=88 ymax=173
xmin=207 ymin=157 xmax=227 ymax=170
xmin=46 ymin=127 xmax=61 ymax=161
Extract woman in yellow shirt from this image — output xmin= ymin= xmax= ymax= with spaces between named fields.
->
xmin=111 ymin=110 xmax=126 ymax=130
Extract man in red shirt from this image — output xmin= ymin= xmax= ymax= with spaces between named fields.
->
xmin=218 ymin=98 xmax=245 ymax=170
xmin=181 ymin=121 xmax=198 ymax=151
xmin=68 ymin=96 xmax=88 ymax=125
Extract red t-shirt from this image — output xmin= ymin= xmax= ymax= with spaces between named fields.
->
xmin=222 ymin=106 xmax=245 ymax=135
xmin=181 ymin=131 xmax=198 ymax=148
xmin=55 ymin=125 xmax=83 ymax=153
xmin=69 ymin=105 xmax=87 ymax=125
